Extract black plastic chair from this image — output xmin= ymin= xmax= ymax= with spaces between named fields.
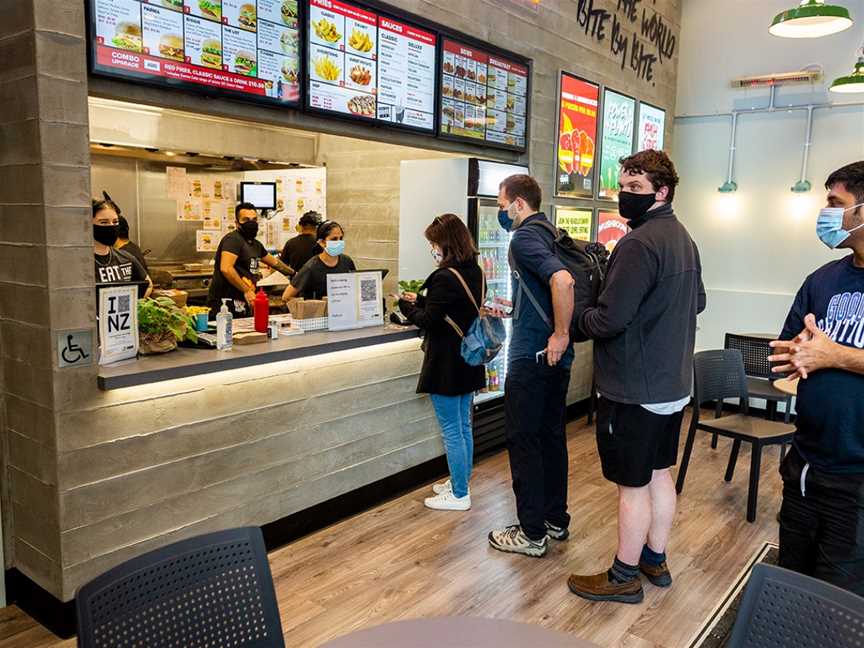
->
xmin=676 ymin=350 xmax=794 ymax=523
xmin=727 ymin=563 xmax=864 ymax=647
xmin=724 ymin=333 xmax=792 ymax=425
xmin=76 ymin=527 xmax=285 ymax=648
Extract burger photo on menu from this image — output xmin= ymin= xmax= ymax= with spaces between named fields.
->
xmin=199 ymin=0 xmax=222 ymax=20
xmin=281 ymin=29 xmax=299 ymax=55
xmin=234 ymin=50 xmax=257 ymax=76
xmin=161 ymin=0 xmax=183 ymax=10
xmin=281 ymin=0 xmax=298 ymax=25
xmin=112 ymin=22 xmax=142 ymax=52
xmin=184 ymin=14 xmax=223 ymax=68
xmin=201 ymin=38 xmax=222 ymax=68
xmin=159 ymin=34 xmax=185 ymax=61
xmin=239 ymin=4 xmax=257 ymax=30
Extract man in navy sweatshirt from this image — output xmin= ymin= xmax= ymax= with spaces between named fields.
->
xmin=568 ymin=150 xmax=705 ymax=604
xmin=769 ymin=161 xmax=864 ymax=595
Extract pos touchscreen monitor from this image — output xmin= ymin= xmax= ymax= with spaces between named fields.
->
xmin=240 ymin=182 xmax=277 ymax=210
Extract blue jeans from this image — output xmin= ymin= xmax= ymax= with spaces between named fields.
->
xmin=430 ymin=393 xmax=474 ymax=498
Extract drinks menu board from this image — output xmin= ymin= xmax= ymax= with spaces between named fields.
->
xmin=555 ymin=73 xmax=599 ymax=198
xmin=306 ymin=0 xmax=436 ymax=132
xmin=637 ymin=102 xmax=666 ymax=152
xmin=91 ymin=0 xmax=301 ymax=104
xmin=598 ymin=89 xmax=636 ymax=201
xmin=440 ymin=38 xmax=528 ymax=151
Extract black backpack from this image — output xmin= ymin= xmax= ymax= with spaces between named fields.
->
xmin=510 ymin=219 xmax=609 ymax=343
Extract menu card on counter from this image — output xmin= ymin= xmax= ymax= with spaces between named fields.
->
xmin=91 ymin=0 xmax=300 ymax=104
xmin=439 ymin=38 xmax=528 ymax=150
xmin=306 ymin=0 xmax=436 ymax=132
xmin=98 ymin=285 xmax=139 ymax=365
xmin=326 ymin=271 xmax=383 ymax=331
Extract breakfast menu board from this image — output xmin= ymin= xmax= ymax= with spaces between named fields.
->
xmin=90 ymin=0 xmax=300 ymax=104
xmin=439 ymin=38 xmax=528 ymax=151
xmin=306 ymin=0 xmax=436 ymax=131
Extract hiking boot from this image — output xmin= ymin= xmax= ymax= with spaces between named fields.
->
xmin=567 ymin=571 xmax=644 ymax=604
xmin=424 ymin=491 xmax=471 ymax=511
xmin=545 ymin=521 xmax=570 ymax=541
xmin=488 ymin=525 xmax=548 ymax=557
xmin=639 ymin=560 xmax=672 ymax=587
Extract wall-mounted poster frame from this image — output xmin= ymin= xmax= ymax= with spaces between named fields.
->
xmin=637 ymin=100 xmax=666 ymax=152
xmin=554 ymin=71 xmax=600 ymax=199
xmin=597 ymin=87 xmax=636 ymax=202
xmin=553 ymin=204 xmax=593 ymax=242
xmin=596 ymin=207 xmax=631 ymax=253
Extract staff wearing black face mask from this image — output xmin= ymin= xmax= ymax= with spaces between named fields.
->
xmin=93 ymin=199 xmax=153 ymax=298
xmin=206 ymin=202 xmax=294 ymax=319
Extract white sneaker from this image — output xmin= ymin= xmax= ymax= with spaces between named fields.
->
xmin=432 ymin=479 xmax=451 ymax=495
xmin=424 ymin=491 xmax=471 ymax=511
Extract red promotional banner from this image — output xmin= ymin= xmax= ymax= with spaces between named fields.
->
xmin=597 ymin=210 xmax=630 ymax=253
xmin=555 ymin=72 xmax=599 ymax=198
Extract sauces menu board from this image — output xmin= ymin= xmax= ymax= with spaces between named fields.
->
xmin=439 ymin=38 xmax=528 ymax=151
xmin=306 ymin=0 xmax=436 ymax=132
xmin=90 ymin=0 xmax=301 ymax=104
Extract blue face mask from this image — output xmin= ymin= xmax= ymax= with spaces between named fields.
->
xmin=325 ymin=240 xmax=345 ymax=257
xmin=817 ymin=203 xmax=864 ymax=249
xmin=498 ymin=208 xmax=514 ymax=231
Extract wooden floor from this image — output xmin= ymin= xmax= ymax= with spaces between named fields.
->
xmin=0 ymin=412 xmax=783 ymax=648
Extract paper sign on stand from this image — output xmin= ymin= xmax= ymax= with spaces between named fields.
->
xmin=98 ymin=285 xmax=139 ymax=365
xmin=326 ymin=272 xmax=383 ymax=331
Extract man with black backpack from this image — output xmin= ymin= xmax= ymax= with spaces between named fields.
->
xmin=568 ymin=150 xmax=705 ymax=604
xmin=487 ymin=174 xmax=577 ymax=558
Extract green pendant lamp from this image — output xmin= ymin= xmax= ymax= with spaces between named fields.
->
xmin=770 ymin=0 xmax=853 ymax=38
xmin=830 ymin=50 xmax=864 ymax=93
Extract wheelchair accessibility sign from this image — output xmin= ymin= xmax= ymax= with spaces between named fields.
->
xmin=57 ymin=330 xmax=93 ymax=368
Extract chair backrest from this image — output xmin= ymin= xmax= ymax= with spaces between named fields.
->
xmin=693 ymin=349 xmax=749 ymax=410
xmin=727 ymin=563 xmax=864 ymax=648
xmin=724 ymin=334 xmax=774 ymax=380
xmin=76 ymin=527 xmax=284 ymax=648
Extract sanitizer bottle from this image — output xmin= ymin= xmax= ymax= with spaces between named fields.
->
xmin=216 ymin=298 xmax=233 ymax=351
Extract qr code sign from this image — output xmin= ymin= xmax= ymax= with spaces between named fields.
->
xmin=118 ymin=294 xmax=131 ymax=312
xmin=360 ymin=279 xmax=377 ymax=302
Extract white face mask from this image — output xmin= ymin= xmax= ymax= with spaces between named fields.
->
xmin=431 ymin=248 xmax=443 ymax=265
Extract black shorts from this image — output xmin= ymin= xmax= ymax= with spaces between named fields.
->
xmin=595 ymin=397 xmax=684 ymax=488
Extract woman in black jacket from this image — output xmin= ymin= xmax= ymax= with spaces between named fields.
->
xmin=399 ymin=213 xmax=486 ymax=512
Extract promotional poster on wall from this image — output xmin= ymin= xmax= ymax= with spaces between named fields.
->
xmin=555 ymin=73 xmax=598 ymax=199
xmin=598 ymin=89 xmax=635 ymax=201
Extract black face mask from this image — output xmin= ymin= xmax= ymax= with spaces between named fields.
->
xmin=93 ymin=224 xmax=119 ymax=246
xmin=239 ymin=220 xmax=259 ymax=240
xmin=618 ymin=191 xmax=658 ymax=226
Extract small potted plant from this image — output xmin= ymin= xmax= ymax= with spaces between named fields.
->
xmin=138 ymin=297 xmax=198 ymax=354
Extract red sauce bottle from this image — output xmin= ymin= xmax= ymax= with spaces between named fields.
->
xmin=254 ymin=288 xmax=269 ymax=333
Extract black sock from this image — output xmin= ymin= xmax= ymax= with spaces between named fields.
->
xmin=608 ymin=556 xmax=640 ymax=583
xmin=640 ymin=544 xmax=666 ymax=567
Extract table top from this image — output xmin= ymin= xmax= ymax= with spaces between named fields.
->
xmin=773 ymin=377 xmax=799 ymax=396
xmin=318 ymin=617 xmax=599 ymax=648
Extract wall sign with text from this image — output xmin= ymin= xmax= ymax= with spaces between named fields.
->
xmin=555 ymin=72 xmax=599 ymax=199
xmin=554 ymin=207 xmax=593 ymax=242
xmin=439 ymin=38 xmax=529 ymax=152
xmin=597 ymin=210 xmax=630 ymax=253
xmin=598 ymin=88 xmax=636 ymax=201
xmin=637 ymin=101 xmax=665 ymax=152
xmin=90 ymin=0 xmax=301 ymax=105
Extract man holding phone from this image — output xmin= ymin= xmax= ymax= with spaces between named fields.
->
xmin=487 ymin=174 xmax=576 ymax=558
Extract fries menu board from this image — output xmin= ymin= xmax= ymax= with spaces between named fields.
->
xmin=90 ymin=0 xmax=301 ymax=104
xmin=439 ymin=38 xmax=528 ymax=151
xmin=306 ymin=0 xmax=436 ymax=132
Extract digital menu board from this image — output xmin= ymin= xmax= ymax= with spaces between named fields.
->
xmin=90 ymin=0 xmax=301 ymax=105
xmin=439 ymin=38 xmax=528 ymax=151
xmin=597 ymin=210 xmax=630 ymax=253
xmin=637 ymin=102 xmax=666 ymax=152
xmin=598 ymin=89 xmax=636 ymax=201
xmin=555 ymin=73 xmax=599 ymax=198
xmin=306 ymin=0 xmax=437 ymax=132
xmin=555 ymin=207 xmax=593 ymax=242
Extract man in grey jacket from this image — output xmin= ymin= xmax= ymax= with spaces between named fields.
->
xmin=568 ymin=150 xmax=706 ymax=604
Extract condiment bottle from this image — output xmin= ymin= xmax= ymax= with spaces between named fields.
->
xmin=254 ymin=288 xmax=269 ymax=333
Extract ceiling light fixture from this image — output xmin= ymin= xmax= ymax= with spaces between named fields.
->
xmin=769 ymin=0 xmax=853 ymax=39
xmin=830 ymin=50 xmax=864 ymax=93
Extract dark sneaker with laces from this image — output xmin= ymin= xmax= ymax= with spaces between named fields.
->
xmin=488 ymin=525 xmax=548 ymax=557
xmin=567 ymin=571 xmax=644 ymax=604
xmin=639 ymin=560 xmax=672 ymax=587
xmin=544 ymin=521 xmax=570 ymax=541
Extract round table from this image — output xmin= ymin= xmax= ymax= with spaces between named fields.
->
xmin=772 ymin=376 xmax=799 ymax=396
xmin=318 ymin=617 xmax=599 ymax=648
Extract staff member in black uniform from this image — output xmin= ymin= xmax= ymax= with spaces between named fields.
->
xmin=93 ymin=199 xmax=152 ymax=298
xmin=280 ymin=210 xmax=322 ymax=272
xmin=115 ymin=215 xmax=149 ymax=274
xmin=207 ymin=202 xmax=294 ymax=319
xmin=282 ymin=220 xmax=356 ymax=301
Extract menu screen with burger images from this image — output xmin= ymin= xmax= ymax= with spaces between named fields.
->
xmin=306 ymin=0 xmax=437 ymax=132
xmin=90 ymin=0 xmax=301 ymax=105
xmin=439 ymin=38 xmax=528 ymax=151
